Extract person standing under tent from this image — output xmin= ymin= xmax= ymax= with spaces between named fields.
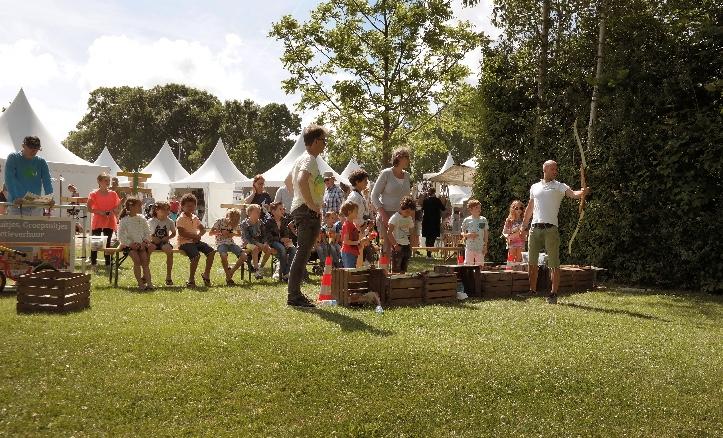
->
xmin=284 ymin=124 xmax=328 ymax=308
xmin=87 ymin=173 xmax=121 ymax=268
xmin=421 ymin=187 xmax=446 ymax=257
xmin=519 ymin=160 xmax=589 ymax=304
xmin=4 ymin=136 xmax=53 ymax=216
xmin=370 ymin=147 xmax=413 ymax=258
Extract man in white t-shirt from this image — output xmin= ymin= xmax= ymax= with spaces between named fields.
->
xmin=284 ymin=124 xmax=328 ymax=307
xmin=520 ymin=160 xmax=589 ymax=304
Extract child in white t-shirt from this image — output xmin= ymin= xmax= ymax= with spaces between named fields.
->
xmin=118 ymin=197 xmax=153 ymax=290
xmin=461 ymin=199 xmax=489 ymax=266
xmin=387 ymin=196 xmax=417 ymax=274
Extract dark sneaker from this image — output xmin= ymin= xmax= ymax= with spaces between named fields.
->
xmin=287 ymin=295 xmax=316 ymax=308
xmin=517 ymin=290 xmax=537 ymax=298
xmin=546 ymin=293 xmax=558 ymax=304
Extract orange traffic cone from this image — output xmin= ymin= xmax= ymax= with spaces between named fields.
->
xmin=318 ymin=256 xmax=333 ymax=301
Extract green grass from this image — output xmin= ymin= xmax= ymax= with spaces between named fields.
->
xmin=1 ymin=256 xmax=721 ymax=437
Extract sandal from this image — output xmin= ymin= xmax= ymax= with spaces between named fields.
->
xmin=166 ymin=278 xmax=174 ymax=286
xmin=201 ymin=275 xmax=212 ymax=287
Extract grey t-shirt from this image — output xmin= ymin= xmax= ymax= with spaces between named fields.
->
xmin=371 ymin=168 xmax=411 ymax=212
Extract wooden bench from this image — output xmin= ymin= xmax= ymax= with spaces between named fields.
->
xmin=105 ymin=247 xmax=252 ymax=286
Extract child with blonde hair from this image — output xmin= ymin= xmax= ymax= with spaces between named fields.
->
xmin=461 ymin=199 xmax=489 ymax=266
xmin=210 ymin=208 xmax=246 ymax=285
xmin=118 ymin=197 xmax=153 ymax=290
xmin=241 ymin=204 xmax=271 ymax=279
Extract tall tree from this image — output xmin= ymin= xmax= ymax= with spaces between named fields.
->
xmin=271 ymin=0 xmax=482 ymax=168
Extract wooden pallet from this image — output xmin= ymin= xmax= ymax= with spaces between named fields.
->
xmin=16 ymin=271 xmax=90 ymax=313
xmin=434 ymin=265 xmax=481 ymax=297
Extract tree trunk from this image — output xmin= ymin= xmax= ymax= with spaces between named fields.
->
xmin=587 ymin=1 xmax=606 ymax=151
xmin=534 ymin=0 xmax=551 ymax=148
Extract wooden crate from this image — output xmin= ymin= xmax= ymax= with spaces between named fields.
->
xmin=434 ymin=265 xmax=480 ymax=297
xmin=383 ymin=274 xmax=425 ymax=306
xmin=331 ymin=268 xmax=383 ymax=307
xmin=572 ymin=267 xmax=596 ymax=291
xmin=423 ymin=272 xmax=458 ymax=304
xmin=510 ymin=271 xmax=530 ymax=293
xmin=16 ymin=271 xmax=90 ymax=313
xmin=478 ymin=270 xmax=514 ymax=299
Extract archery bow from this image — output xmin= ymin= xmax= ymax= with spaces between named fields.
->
xmin=568 ymin=117 xmax=588 ymax=255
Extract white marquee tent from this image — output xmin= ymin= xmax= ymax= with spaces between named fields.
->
xmin=0 ymin=89 xmax=107 ymax=201
xmin=170 ymin=139 xmax=248 ymax=226
xmin=340 ymin=157 xmax=363 ymax=181
xmin=236 ymin=134 xmax=349 ymax=188
xmin=93 ymin=146 xmax=122 ymax=176
xmin=141 ymin=140 xmax=190 ymax=200
xmin=424 ymin=152 xmax=472 ymax=207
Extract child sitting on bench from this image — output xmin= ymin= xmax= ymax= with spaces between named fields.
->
xmin=241 ymin=204 xmax=271 ymax=280
xmin=118 ymin=197 xmax=153 ymax=290
xmin=210 ymin=208 xmax=246 ymax=285
xmin=147 ymin=201 xmax=177 ymax=285
xmin=176 ymin=193 xmax=215 ymax=287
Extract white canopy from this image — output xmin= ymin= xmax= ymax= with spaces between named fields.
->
xmin=93 ymin=146 xmax=122 ymax=175
xmin=340 ymin=157 xmax=363 ymax=181
xmin=171 ymin=139 xmax=248 ymax=226
xmin=236 ymin=134 xmax=349 ymax=188
xmin=140 ymin=140 xmax=190 ymax=200
xmin=0 ymin=89 xmax=107 ymax=201
xmin=423 ymin=152 xmax=455 ymax=180
xmin=463 ymin=157 xmax=477 ymax=168
xmin=424 ymin=152 xmax=472 ymax=207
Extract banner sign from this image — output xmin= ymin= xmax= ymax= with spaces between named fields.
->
xmin=0 ymin=215 xmax=75 ymax=277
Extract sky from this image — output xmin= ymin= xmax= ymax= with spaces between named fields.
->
xmin=0 ymin=0 xmax=499 ymax=146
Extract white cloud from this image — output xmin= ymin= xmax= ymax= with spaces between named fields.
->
xmin=0 ymin=39 xmax=63 ymax=87
xmin=79 ymin=33 xmax=251 ymax=101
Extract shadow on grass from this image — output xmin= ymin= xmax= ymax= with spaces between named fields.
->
xmin=560 ymin=302 xmax=669 ymax=322
xmin=296 ymin=307 xmax=395 ymax=337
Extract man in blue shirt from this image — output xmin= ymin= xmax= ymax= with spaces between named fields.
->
xmin=4 ymin=136 xmax=53 ymax=215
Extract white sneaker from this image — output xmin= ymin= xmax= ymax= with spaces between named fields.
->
xmin=375 ymin=305 xmax=384 ymax=314
xmin=456 ymin=291 xmax=468 ymax=300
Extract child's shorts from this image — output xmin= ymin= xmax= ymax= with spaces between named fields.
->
xmin=465 ymin=248 xmax=484 ymax=265
xmin=392 ymin=244 xmax=411 ymax=273
xmin=217 ymin=243 xmax=243 ymax=257
xmin=179 ymin=242 xmax=215 ymax=259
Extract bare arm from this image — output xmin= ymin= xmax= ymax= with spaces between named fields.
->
xmin=284 ymin=172 xmax=293 ymax=194
xmin=522 ymin=198 xmax=534 ymax=228
xmin=565 ymin=187 xmax=590 ymax=199
xmin=387 ymin=223 xmax=398 ymax=248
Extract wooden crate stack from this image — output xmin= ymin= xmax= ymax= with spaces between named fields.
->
xmin=331 ymin=267 xmax=383 ymax=306
xmin=423 ymin=272 xmax=458 ymax=304
xmin=433 ymin=265 xmax=481 ymax=297
xmin=478 ymin=270 xmax=514 ymax=299
xmin=16 ymin=271 xmax=90 ymax=313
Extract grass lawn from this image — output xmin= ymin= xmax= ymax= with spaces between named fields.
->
xmin=1 ymin=256 xmax=721 ymax=437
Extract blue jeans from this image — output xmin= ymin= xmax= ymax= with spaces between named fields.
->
xmin=270 ymin=241 xmax=296 ymax=276
xmin=341 ymin=252 xmax=358 ymax=268
xmin=316 ymin=242 xmax=342 ymax=268
xmin=288 ymin=205 xmax=321 ymax=300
